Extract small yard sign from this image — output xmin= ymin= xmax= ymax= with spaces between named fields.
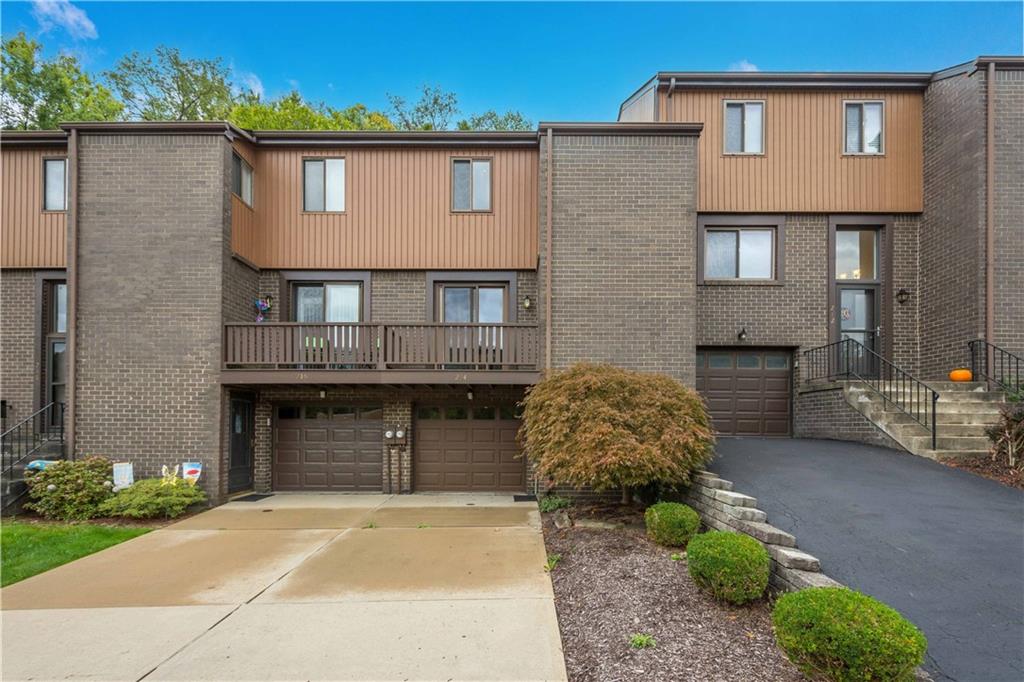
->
xmin=113 ymin=462 xmax=134 ymax=488
xmin=182 ymin=462 xmax=202 ymax=485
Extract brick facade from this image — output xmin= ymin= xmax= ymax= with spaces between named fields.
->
xmin=0 ymin=270 xmax=38 ymax=427
xmin=793 ymin=384 xmax=905 ymax=451
xmin=540 ymin=132 xmax=698 ymax=384
xmin=992 ymin=69 xmax=1024 ymax=358
xmin=74 ymin=133 xmax=231 ymax=500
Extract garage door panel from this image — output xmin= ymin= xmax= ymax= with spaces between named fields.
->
xmin=414 ymin=406 xmax=526 ymax=492
xmin=273 ymin=406 xmax=383 ymax=491
xmin=697 ymin=349 xmax=792 ymax=437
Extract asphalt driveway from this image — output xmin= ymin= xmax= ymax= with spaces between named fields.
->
xmin=1 ymin=494 xmax=566 ymax=681
xmin=711 ymin=438 xmax=1024 ymax=682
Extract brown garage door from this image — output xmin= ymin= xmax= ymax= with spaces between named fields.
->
xmin=696 ymin=348 xmax=792 ymax=436
xmin=414 ymin=405 xmax=525 ymax=492
xmin=273 ymin=405 xmax=383 ymax=491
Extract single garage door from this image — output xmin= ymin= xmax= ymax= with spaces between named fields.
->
xmin=696 ymin=348 xmax=792 ymax=436
xmin=414 ymin=405 xmax=525 ymax=492
xmin=273 ymin=405 xmax=383 ymax=491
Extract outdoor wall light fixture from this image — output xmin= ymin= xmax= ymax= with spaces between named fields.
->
xmin=896 ymin=288 xmax=911 ymax=305
xmin=523 ymin=295 xmax=532 ymax=309
xmin=467 ymin=389 xmax=474 ymax=401
xmin=737 ymin=327 xmax=749 ymax=342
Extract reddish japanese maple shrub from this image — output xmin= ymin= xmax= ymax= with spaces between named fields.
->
xmin=520 ymin=363 xmax=715 ymax=502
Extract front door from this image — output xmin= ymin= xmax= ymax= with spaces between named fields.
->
xmin=228 ymin=397 xmax=255 ymax=493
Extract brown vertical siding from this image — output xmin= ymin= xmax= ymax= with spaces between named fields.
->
xmin=661 ymin=89 xmax=923 ymax=213
xmin=1 ymin=147 xmax=68 ymax=267
xmin=249 ymin=147 xmax=538 ymax=269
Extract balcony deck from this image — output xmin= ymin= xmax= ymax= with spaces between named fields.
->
xmin=221 ymin=323 xmax=541 ymax=385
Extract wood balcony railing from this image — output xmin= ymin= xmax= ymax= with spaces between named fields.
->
xmin=222 ymin=323 xmax=540 ymax=382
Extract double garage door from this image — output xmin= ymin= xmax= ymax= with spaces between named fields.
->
xmin=272 ymin=403 xmax=525 ymax=492
xmin=696 ymin=348 xmax=792 ymax=437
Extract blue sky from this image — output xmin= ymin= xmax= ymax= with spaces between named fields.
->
xmin=4 ymin=1 xmax=1022 ymax=122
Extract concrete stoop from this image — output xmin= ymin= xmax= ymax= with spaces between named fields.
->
xmin=682 ymin=472 xmax=842 ymax=593
xmin=843 ymin=381 xmax=1003 ymax=462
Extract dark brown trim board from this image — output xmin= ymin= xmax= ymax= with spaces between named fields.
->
xmin=280 ymin=270 xmax=372 ymax=322
xmin=827 ymin=215 xmax=894 ymax=360
xmin=696 ymin=215 xmax=786 ymax=285
xmin=32 ymin=270 xmax=67 ymax=411
xmin=425 ymin=271 xmax=519 ymax=322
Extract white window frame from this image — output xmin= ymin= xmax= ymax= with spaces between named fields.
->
xmin=703 ymin=227 xmax=777 ymax=281
xmin=303 ymin=157 xmax=346 ymax=213
xmin=843 ymin=100 xmax=885 ymax=156
xmin=42 ymin=157 xmax=68 ymax=212
xmin=232 ymin=153 xmax=254 ymax=207
xmin=451 ymin=158 xmax=492 ymax=213
xmin=722 ymin=100 xmax=765 ymax=155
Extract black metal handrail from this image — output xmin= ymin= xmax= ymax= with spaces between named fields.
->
xmin=803 ymin=339 xmax=938 ymax=450
xmin=1 ymin=402 xmax=65 ymax=480
xmin=969 ymin=340 xmax=1022 ymax=396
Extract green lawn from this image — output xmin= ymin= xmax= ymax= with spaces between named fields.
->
xmin=1 ymin=522 xmax=151 ymax=587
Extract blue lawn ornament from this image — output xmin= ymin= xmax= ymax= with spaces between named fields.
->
xmin=26 ymin=459 xmax=57 ymax=471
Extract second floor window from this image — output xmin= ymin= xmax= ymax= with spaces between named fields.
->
xmin=724 ymin=101 xmax=764 ymax=154
xmin=303 ymin=158 xmax=345 ymax=212
xmin=705 ymin=228 xmax=775 ymax=280
xmin=294 ymin=283 xmax=361 ymax=322
xmin=232 ymin=153 xmax=253 ymax=207
xmin=844 ymin=101 xmax=884 ymax=154
xmin=452 ymin=158 xmax=491 ymax=212
xmin=44 ymin=158 xmax=67 ymax=211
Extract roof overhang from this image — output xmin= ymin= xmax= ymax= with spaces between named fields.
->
xmin=655 ymin=71 xmax=933 ymax=92
xmin=538 ymin=121 xmax=702 ymax=136
xmin=1 ymin=130 xmax=68 ymax=147
xmin=250 ymin=130 xmax=539 ymax=148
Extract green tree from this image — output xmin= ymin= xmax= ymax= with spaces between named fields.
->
xmin=1 ymin=33 xmax=123 ymax=129
xmin=106 ymin=46 xmax=233 ymax=121
xmin=458 ymin=109 xmax=532 ymax=131
xmin=388 ymin=84 xmax=459 ymax=130
xmin=228 ymin=92 xmax=394 ymax=131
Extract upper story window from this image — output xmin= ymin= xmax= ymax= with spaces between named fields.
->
xmin=723 ymin=101 xmax=764 ymax=154
xmin=844 ymin=101 xmax=884 ymax=155
xmin=452 ymin=158 xmax=491 ymax=212
xmin=704 ymin=227 xmax=775 ymax=280
xmin=232 ymin=153 xmax=253 ymax=207
xmin=43 ymin=158 xmax=67 ymax=211
xmin=293 ymin=282 xmax=362 ymax=322
xmin=303 ymin=158 xmax=345 ymax=212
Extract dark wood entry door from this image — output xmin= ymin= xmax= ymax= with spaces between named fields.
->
xmin=273 ymin=406 xmax=383 ymax=491
xmin=695 ymin=348 xmax=792 ymax=436
xmin=228 ymin=397 xmax=255 ymax=493
xmin=414 ymin=404 xmax=525 ymax=492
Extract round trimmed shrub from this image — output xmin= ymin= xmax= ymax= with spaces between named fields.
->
xmin=686 ymin=531 xmax=769 ymax=604
xmin=773 ymin=587 xmax=927 ymax=682
xmin=644 ymin=502 xmax=700 ymax=547
xmin=25 ymin=456 xmax=114 ymax=521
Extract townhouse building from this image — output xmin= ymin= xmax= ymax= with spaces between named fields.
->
xmin=1 ymin=56 xmax=1021 ymax=504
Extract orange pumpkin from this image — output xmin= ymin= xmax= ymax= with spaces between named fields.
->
xmin=948 ymin=368 xmax=973 ymax=382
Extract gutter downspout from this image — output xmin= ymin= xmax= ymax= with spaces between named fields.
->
xmin=66 ymin=128 xmax=78 ymax=460
xmin=544 ymin=128 xmax=553 ymax=372
xmin=985 ymin=62 xmax=995 ymax=347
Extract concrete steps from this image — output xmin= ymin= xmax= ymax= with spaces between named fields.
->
xmin=1 ymin=441 xmax=64 ymax=514
xmin=843 ymin=381 xmax=1004 ymax=462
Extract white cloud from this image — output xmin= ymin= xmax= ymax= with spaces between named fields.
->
xmin=31 ymin=0 xmax=97 ymax=40
xmin=238 ymin=71 xmax=265 ymax=99
xmin=728 ymin=59 xmax=760 ymax=72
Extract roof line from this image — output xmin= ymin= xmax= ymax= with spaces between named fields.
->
xmin=539 ymin=122 xmax=702 ymax=136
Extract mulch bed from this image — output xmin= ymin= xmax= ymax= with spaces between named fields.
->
xmin=944 ymin=455 xmax=1024 ymax=489
xmin=543 ymin=504 xmax=804 ymax=682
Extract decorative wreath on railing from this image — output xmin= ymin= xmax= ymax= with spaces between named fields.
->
xmin=254 ymin=296 xmax=273 ymax=322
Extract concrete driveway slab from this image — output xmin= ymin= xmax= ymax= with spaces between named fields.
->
xmin=222 ymin=493 xmax=391 ymax=510
xmin=258 ymin=527 xmax=552 ymax=602
xmin=1 ymin=605 xmax=235 ymax=681
xmin=379 ymin=493 xmax=522 ymax=508
xmin=0 ymin=529 xmax=339 ymax=609
xmin=168 ymin=506 xmax=374 ymax=530
xmin=366 ymin=505 xmax=539 ymax=528
xmin=146 ymin=600 xmax=567 ymax=681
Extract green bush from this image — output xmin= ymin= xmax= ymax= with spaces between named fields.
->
xmin=644 ymin=502 xmax=700 ymax=547
xmin=97 ymin=478 xmax=207 ymax=519
xmin=773 ymin=587 xmax=927 ymax=682
xmin=686 ymin=531 xmax=770 ymax=605
xmin=538 ymin=495 xmax=572 ymax=513
xmin=25 ymin=456 xmax=113 ymax=521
